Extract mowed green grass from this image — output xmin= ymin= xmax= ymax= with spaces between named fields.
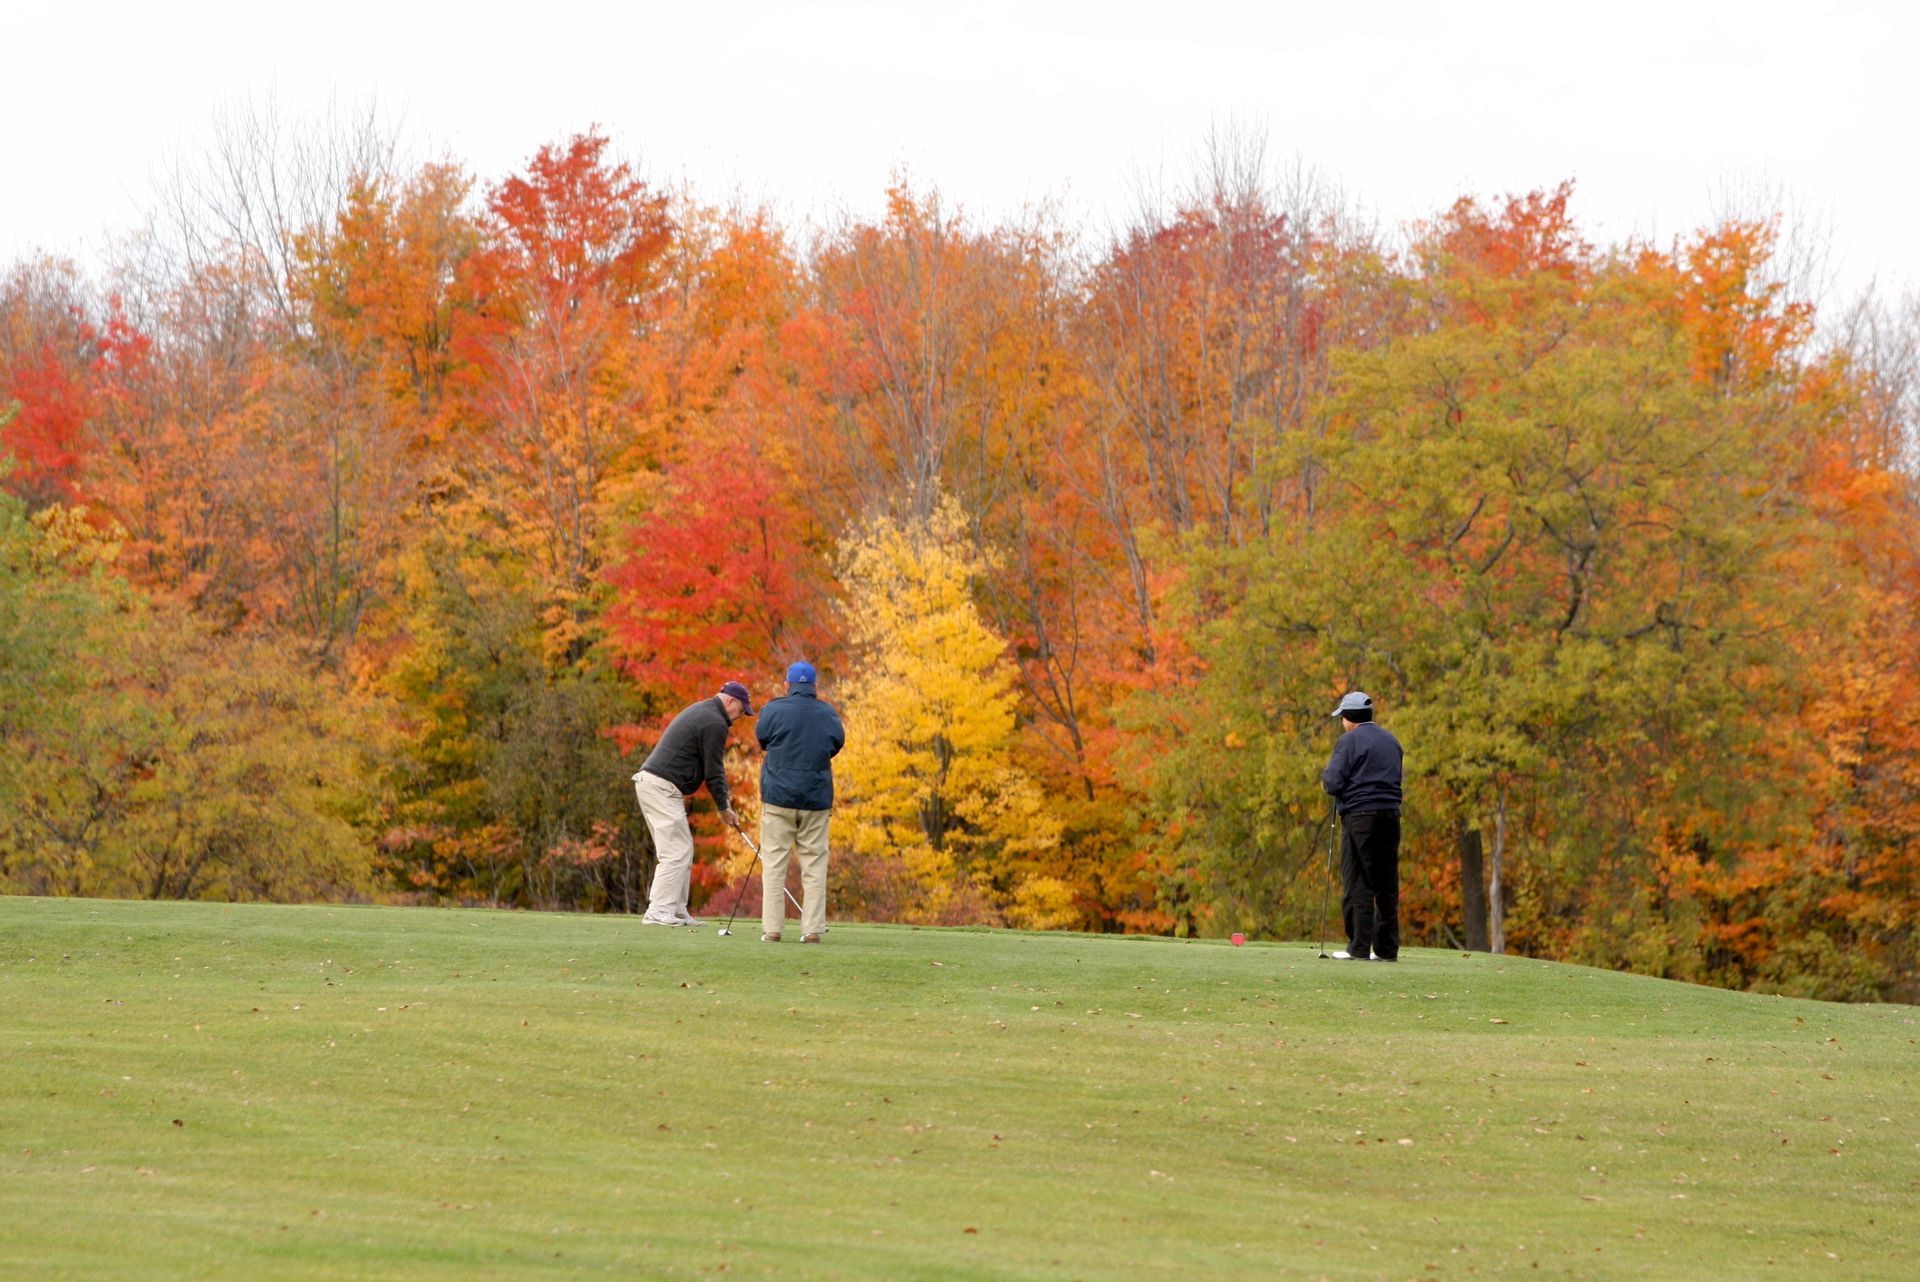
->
xmin=2 ymin=898 xmax=1916 ymax=1281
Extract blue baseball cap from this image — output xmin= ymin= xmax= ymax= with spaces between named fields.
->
xmin=786 ymin=661 xmax=817 ymax=686
xmin=719 ymin=681 xmax=754 ymax=715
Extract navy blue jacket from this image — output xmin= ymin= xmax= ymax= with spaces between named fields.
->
xmin=756 ymin=689 xmax=845 ymax=810
xmin=1321 ymin=722 xmax=1404 ymax=815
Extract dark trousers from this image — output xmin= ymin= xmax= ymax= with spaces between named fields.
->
xmin=1340 ymin=810 xmax=1401 ymax=960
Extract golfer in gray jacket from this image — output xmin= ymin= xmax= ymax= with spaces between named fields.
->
xmin=635 ymin=681 xmax=754 ymax=926
xmin=755 ymin=661 xmax=845 ymax=942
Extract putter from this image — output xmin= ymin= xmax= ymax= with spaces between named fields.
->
xmin=715 ymin=821 xmax=763 ymax=937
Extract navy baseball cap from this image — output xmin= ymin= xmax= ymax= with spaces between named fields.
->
xmin=719 ymin=681 xmax=754 ymax=715
xmin=786 ymin=661 xmax=817 ymax=686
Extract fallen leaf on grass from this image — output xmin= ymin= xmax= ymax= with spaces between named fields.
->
xmin=1489 ymin=1018 xmax=1509 ymax=1025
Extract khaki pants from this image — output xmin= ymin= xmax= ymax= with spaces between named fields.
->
xmin=761 ymin=805 xmax=831 ymax=938
xmin=636 ymin=770 xmax=695 ymax=922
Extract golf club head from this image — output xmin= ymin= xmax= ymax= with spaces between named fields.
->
xmin=717 ymin=927 xmax=732 ymax=936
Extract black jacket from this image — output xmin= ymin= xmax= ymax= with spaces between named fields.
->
xmin=639 ymin=697 xmax=737 ymax=811
xmin=1321 ymin=722 xmax=1404 ymax=815
xmin=756 ymin=689 xmax=845 ymax=810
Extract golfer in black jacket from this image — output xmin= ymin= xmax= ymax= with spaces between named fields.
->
xmin=634 ymin=681 xmax=754 ymax=926
xmin=755 ymin=662 xmax=845 ymax=943
xmin=1322 ymin=691 xmax=1404 ymax=962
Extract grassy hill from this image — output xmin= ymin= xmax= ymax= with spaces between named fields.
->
xmin=2 ymin=897 xmax=1915 ymax=1280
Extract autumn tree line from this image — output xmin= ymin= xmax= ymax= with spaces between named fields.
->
xmin=4 ymin=122 xmax=1917 ymax=1001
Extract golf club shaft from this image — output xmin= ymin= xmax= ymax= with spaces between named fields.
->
xmin=721 ymin=821 xmax=762 ymax=934
xmin=721 ymin=848 xmax=761 ymax=934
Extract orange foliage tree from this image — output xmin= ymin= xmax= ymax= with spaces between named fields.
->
xmin=451 ymin=131 xmax=671 ymax=661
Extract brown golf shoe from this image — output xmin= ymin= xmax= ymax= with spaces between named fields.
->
xmin=760 ymin=932 xmax=781 ymax=942
xmin=800 ymin=933 xmax=824 ymax=944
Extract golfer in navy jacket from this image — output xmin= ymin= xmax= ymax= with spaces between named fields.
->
xmin=755 ymin=661 xmax=846 ymax=943
xmin=1321 ymin=691 xmax=1404 ymax=962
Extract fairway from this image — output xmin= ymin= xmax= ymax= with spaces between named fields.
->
xmin=3 ymin=898 xmax=1916 ymax=1280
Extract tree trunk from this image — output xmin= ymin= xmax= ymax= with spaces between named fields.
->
xmin=1457 ymin=822 xmax=1491 ymax=951
xmin=1489 ymin=786 xmax=1508 ymax=955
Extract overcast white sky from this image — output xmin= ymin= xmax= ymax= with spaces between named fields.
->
xmin=6 ymin=0 xmax=1915 ymax=309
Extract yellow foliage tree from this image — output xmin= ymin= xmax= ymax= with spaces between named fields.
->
xmin=832 ymin=495 xmax=1065 ymax=926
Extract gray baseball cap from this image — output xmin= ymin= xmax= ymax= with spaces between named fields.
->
xmin=1331 ymin=691 xmax=1373 ymax=718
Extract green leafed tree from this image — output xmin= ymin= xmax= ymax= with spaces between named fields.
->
xmin=3 ymin=440 xmax=101 ymax=832
xmin=369 ymin=493 xmax=649 ymax=910
xmin=2 ymin=492 xmax=379 ymax=900
xmin=1145 ymin=214 xmax=1842 ymax=957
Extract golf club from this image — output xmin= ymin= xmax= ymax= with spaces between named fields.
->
xmin=716 ymin=821 xmax=763 ymax=937
xmin=1317 ymin=806 xmax=1337 ymax=959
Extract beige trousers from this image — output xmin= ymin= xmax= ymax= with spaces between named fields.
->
xmin=761 ymin=805 xmax=831 ymax=938
xmin=635 ymin=770 xmax=696 ymax=922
